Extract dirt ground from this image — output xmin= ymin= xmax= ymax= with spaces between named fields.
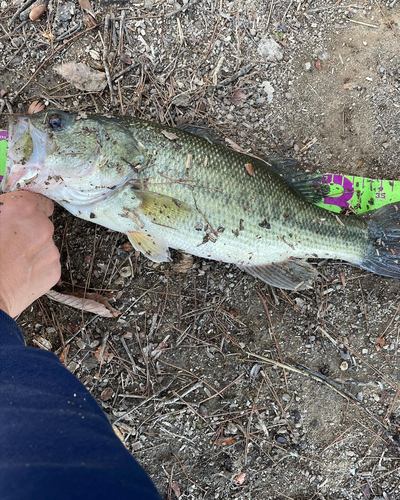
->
xmin=1 ymin=0 xmax=400 ymax=498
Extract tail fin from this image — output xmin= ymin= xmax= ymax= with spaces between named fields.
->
xmin=361 ymin=204 xmax=400 ymax=278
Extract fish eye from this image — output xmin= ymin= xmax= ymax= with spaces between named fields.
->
xmin=49 ymin=114 xmax=62 ymax=130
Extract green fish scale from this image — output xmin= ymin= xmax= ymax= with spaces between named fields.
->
xmin=128 ymin=118 xmax=370 ymax=266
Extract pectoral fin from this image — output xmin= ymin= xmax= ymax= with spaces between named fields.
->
xmin=133 ymin=190 xmax=195 ymax=229
xmin=127 ymin=231 xmax=171 ymax=263
xmin=238 ymin=259 xmax=317 ymax=290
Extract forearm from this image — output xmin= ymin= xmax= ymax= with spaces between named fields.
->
xmin=0 ymin=311 xmax=161 ymax=500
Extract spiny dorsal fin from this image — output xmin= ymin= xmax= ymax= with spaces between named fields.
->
xmin=261 ymin=156 xmax=330 ymax=204
xmin=176 ymin=123 xmax=224 ymax=146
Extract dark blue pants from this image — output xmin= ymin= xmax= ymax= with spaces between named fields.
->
xmin=0 ymin=310 xmax=161 ymax=500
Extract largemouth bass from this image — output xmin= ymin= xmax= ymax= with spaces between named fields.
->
xmin=2 ymin=110 xmax=400 ymax=289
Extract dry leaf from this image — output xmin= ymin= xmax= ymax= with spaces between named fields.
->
xmin=100 ymin=387 xmax=113 ymax=401
xmin=225 ymin=137 xmax=245 ymax=153
xmin=79 ymin=0 xmax=96 ymax=18
xmin=112 ymin=425 xmax=127 ymax=447
xmin=234 ymin=472 xmax=246 ymax=484
xmin=315 ymin=59 xmax=322 ymax=70
xmin=231 ymin=90 xmax=246 ymax=106
xmin=94 ymin=344 xmax=114 ymax=364
xmin=28 ymin=100 xmax=45 ymax=115
xmin=46 ymin=290 xmax=121 ymax=318
xmin=376 ymin=337 xmax=386 ymax=347
xmin=245 ymin=163 xmax=254 ymax=176
xmin=120 ymin=53 xmax=132 ymax=65
xmin=59 ymin=344 xmax=71 ymax=365
xmin=217 ymin=436 xmax=235 ymax=446
xmin=122 ymin=242 xmax=134 ymax=252
xmin=343 ymin=82 xmax=358 ymax=90
xmin=172 ymin=253 xmax=193 ymax=273
xmin=171 ymin=482 xmax=181 ymax=499
xmin=32 ymin=335 xmax=52 ymax=350
xmin=29 ymin=3 xmax=47 ymax=21
xmin=0 ymin=88 xmax=9 ymax=98
xmin=54 ymin=62 xmax=107 ymax=92
xmin=42 ymin=30 xmax=55 ymax=40
xmin=83 ymin=12 xmax=96 ymax=28
xmin=162 ymin=130 xmax=179 ymax=141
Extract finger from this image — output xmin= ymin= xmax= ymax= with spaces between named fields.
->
xmin=0 ymin=191 xmax=55 ymax=217
xmin=24 ymin=192 xmax=55 ymax=217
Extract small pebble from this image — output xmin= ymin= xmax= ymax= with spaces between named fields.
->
xmin=340 ymin=349 xmax=351 ymax=361
xmin=57 ymin=2 xmax=75 ymax=22
xmin=340 ymin=361 xmax=349 ymax=371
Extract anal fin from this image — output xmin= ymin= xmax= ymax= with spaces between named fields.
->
xmin=127 ymin=231 xmax=171 ymax=263
xmin=238 ymin=259 xmax=317 ymax=290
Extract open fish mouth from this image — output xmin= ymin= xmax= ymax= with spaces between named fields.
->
xmin=1 ymin=115 xmax=50 ymax=193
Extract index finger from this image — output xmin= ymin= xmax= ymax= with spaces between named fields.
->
xmin=28 ymin=192 xmax=55 ymax=217
xmin=0 ymin=191 xmax=55 ymax=217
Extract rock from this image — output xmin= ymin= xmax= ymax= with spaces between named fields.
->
xmin=257 ymin=37 xmax=283 ymax=62
xmin=171 ymin=93 xmax=191 ymax=107
xmin=340 ymin=349 xmax=351 ymax=361
xmin=260 ymin=81 xmax=275 ymax=103
xmin=57 ymin=2 xmax=75 ymax=22
xmin=304 ymin=62 xmax=312 ymax=71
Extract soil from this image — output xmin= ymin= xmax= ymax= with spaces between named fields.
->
xmin=1 ymin=1 xmax=400 ymax=499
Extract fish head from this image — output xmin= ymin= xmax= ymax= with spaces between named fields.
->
xmin=2 ymin=110 xmax=144 ymax=204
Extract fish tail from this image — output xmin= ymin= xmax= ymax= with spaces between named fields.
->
xmin=360 ymin=204 xmax=400 ymax=279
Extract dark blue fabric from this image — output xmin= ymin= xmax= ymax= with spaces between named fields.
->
xmin=0 ymin=310 xmax=161 ymax=500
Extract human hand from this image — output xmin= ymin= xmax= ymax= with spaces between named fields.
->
xmin=0 ymin=191 xmax=61 ymax=317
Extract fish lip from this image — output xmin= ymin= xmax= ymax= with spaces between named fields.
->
xmin=1 ymin=115 xmax=50 ymax=192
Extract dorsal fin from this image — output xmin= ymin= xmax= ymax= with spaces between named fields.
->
xmin=260 ymin=155 xmax=330 ymax=204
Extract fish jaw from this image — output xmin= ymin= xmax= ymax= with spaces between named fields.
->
xmin=2 ymin=115 xmax=105 ymax=202
xmin=1 ymin=115 xmax=51 ymax=193
xmin=1 ymin=114 xmax=139 ymax=205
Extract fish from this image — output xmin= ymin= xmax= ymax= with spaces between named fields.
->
xmin=2 ymin=109 xmax=400 ymax=290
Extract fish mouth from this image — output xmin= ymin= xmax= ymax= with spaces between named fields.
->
xmin=1 ymin=115 xmax=50 ymax=193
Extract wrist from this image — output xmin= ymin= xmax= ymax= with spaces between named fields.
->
xmin=0 ymin=295 xmax=11 ymax=317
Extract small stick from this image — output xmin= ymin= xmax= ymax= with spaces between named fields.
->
xmin=8 ymin=0 xmax=36 ymax=26
xmin=261 ymin=370 xmax=293 ymax=433
xmin=6 ymin=23 xmax=98 ymax=110
xmin=120 ymin=336 xmax=138 ymax=375
xmin=55 ymin=22 xmax=82 ymax=42
xmin=247 ymin=351 xmax=400 ymax=452
xmin=257 ymin=291 xmax=288 ymax=388
xmin=166 ymin=0 xmax=201 ymax=18
xmin=300 ymin=137 xmax=317 ymax=152
xmin=349 ymin=19 xmax=379 ymax=28
xmin=116 ymin=9 xmax=126 ymax=59
xmin=103 ymin=14 xmax=115 ymax=106
xmin=112 ymin=62 xmax=140 ymax=82
xmin=216 ymin=63 xmax=254 ymax=88
xmin=266 ymin=0 xmax=274 ymax=30
xmin=99 ymin=331 xmax=110 ymax=365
